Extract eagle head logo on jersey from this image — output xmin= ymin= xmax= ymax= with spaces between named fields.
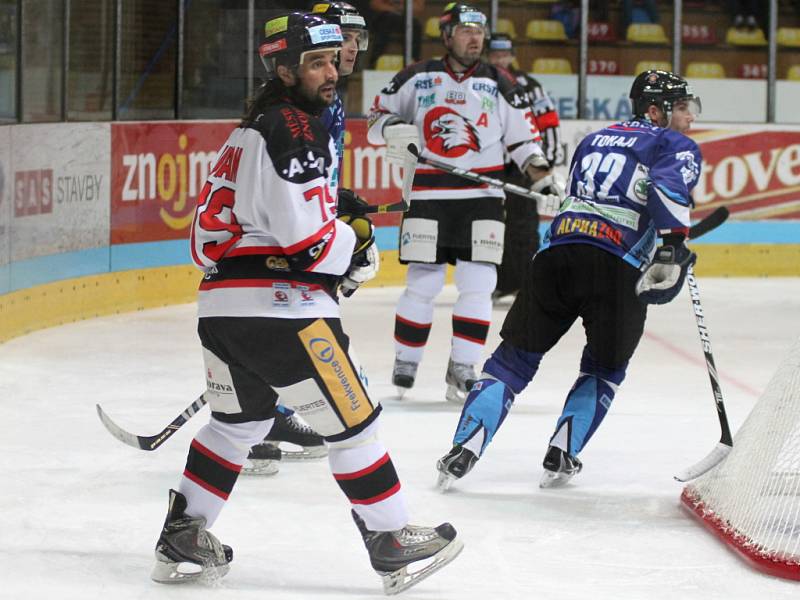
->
xmin=423 ymin=106 xmax=481 ymax=158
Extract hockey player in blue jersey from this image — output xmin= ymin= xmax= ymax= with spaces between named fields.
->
xmin=314 ymin=1 xmax=368 ymax=188
xmin=436 ymin=70 xmax=703 ymax=489
xmin=243 ymin=1 xmax=371 ymax=473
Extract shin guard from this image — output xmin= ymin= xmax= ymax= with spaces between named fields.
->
xmin=550 ymin=347 xmax=627 ymax=456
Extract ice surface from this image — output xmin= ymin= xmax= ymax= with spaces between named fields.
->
xmin=2 ymin=278 xmax=800 ymax=599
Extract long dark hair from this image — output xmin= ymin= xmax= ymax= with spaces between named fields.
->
xmin=241 ymin=79 xmax=288 ymax=126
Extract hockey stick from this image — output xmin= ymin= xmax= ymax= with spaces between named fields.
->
xmin=406 ymin=147 xmax=733 ymax=231
xmin=364 ymin=143 xmax=418 ymax=214
xmin=688 ymin=206 xmax=729 ymax=240
xmin=406 ymin=144 xmax=562 ymax=215
xmin=673 ymin=226 xmax=734 ymax=482
xmin=96 ymin=208 xmax=730 ymax=453
xmin=96 ymin=395 xmax=207 ymax=451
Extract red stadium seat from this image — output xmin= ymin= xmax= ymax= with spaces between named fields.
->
xmin=587 ymin=22 xmax=617 ymax=43
xmin=682 ymin=24 xmax=718 ymax=45
xmin=738 ymin=63 xmax=767 ymax=79
xmin=588 ymin=59 xmax=620 ymax=75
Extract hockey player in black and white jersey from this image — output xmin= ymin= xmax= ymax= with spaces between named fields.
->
xmin=367 ymin=3 xmax=564 ymax=404
xmin=243 ymin=1 xmax=372 ymax=475
xmin=486 ymin=33 xmax=564 ymax=301
xmin=150 ymin=13 xmax=462 ymax=593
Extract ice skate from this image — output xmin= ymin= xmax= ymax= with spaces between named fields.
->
xmin=351 ymin=509 xmax=463 ymax=595
xmin=436 ymin=445 xmax=478 ymax=491
xmin=151 ymin=489 xmax=233 ymax=584
xmin=445 ymin=359 xmax=477 ymax=404
xmin=539 ymin=445 xmax=582 ymax=488
xmin=392 ymin=358 xmax=418 ymax=399
xmin=241 ymin=441 xmax=281 ymax=476
xmin=264 ymin=408 xmax=327 ymax=460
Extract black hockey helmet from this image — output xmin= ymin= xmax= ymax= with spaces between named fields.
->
xmin=487 ymin=32 xmax=514 ymax=53
xmin=439 ymin=3 xmax=488 ymax=37
xmin=630 ymin=70 xmax=701 ymax=122
xmin=310 ymin=2 xmax=369 ymax=50
xmin=259 ymin=12 xmax=343 ymax=80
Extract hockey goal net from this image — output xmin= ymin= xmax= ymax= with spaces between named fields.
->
xmin=681 ymin=336 xmax=800 ymax=580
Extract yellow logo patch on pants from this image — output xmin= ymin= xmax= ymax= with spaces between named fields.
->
xmin=297 ymin=319 xmax=374 ymax=428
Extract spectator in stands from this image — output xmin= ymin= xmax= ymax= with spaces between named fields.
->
xmin=550 ymin=1 xmax=609 ymax=38
xmin=621 ymin=0 xmax=659 ymax=34
xmin=729 ymin=0 xmax=763 ymax=29
xmin=368 ymin=0 xmax=423 ymax=67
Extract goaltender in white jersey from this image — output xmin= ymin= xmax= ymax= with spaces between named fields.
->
xmin=367 ymin=2 xmax=563 ymax=403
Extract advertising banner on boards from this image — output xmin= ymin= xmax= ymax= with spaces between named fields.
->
xmin=10 ymin=122 xmax=110 ymax=262
xmin=110 ymin=121 xmax=235 ymax=244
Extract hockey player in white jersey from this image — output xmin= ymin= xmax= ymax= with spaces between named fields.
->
xmin=436 ymin=70 xmax=703 ymax=490
xmin=150 ymin=13 xmax=462 ymax=593
xmin=486 ymin=33 xmax=564 ymax=302
xmin=243 ymin=1 xmax=372 ymax=475
xmin=367 ymin=2 xmax=563 ymax=403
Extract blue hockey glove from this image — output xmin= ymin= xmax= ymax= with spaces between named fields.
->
xmin=635 ymin=238 xmax=697 ymax=305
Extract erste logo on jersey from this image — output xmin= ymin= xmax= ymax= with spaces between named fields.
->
xmin=423 ymin=106 xmax=480 ymax=158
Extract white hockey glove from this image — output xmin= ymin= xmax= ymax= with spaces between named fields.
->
xmin=635 ymin=238 xmax=697 ymax=305
xmin=339 ymin=213 xmax=380 ymax=297
xmin=341 ymin=244 xmax=380 ymax=297
xmin=383 ymin=123 xmax=420 ymax=167
xmin=530 ymin=172 xmax=566 ymax=201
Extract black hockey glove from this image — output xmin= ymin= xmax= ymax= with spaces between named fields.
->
xmin=338 ymin=213 xmax=379 ymax=297
xmin=635 ymin=235 xmax=697 ymax=305
xmin=337 ymin=188 xmax=370 ymax=217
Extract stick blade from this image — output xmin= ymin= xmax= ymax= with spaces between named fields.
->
xmin=96 ymin=403 xmax=150 ymax=450
xmin=689 ymin=206 xmax=729 ymax=239
xmin=674 ymin=442 xmax=732 ymax=482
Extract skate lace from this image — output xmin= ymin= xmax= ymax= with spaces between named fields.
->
xmin=393 ymin=360 xmax=418 ymax=378
xmin=394 ymin=524 xmax=438 ymax=545
xmin=288 ymin=416 xmax=314 ymax=435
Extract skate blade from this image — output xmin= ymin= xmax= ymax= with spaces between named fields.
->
xmin=278 ymin=445 xmax=328 ymax=461
xmin=539 ymin=469 xmax=575 ymax=489
xmin=240 ymin=459 xmax=280 ymax=476
xmin=445 ymin=384 xmax=467 ymax=405
xmin=436 ymin=469 xmax=456 ymax=492
xmin=379 ymin=537 xmax=464 ymax=595
xmin=395 ymin=386 xmax=410 ymax=399
xmin=151 ymin=558 xmax=230 ymax=585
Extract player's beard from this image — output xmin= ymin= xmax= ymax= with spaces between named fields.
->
xmin=449 ymin=45 xmax=482 ymax=70
xmin=291 ymin=78 xmax=337 ymax=115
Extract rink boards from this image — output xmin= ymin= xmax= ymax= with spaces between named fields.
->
xmin=0 ymin=118 xmax=798 ymax=342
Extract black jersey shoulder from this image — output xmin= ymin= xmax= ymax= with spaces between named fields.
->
xmin=473 ymin=63 xmax=529 ymax=109
xmin=245 ymin=102 xmax=333 ymax=184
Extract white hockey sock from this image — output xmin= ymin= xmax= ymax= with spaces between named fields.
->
xmin=451 ymin=260 xmax=496 ymax=364
xmin=328 ymin=420 xmax=409 ymax=532
xmin=180 ymin=417 xmax=272 ymax=528
xmin=394 ymin=262 xmax=446 ymax=363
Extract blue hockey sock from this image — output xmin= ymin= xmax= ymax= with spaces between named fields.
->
xmin=483 ymin=341 xmax=544 ymax=395
xmin=276 ymin=405 xmax=295 ymax=417
xmin=550 ymin=347 xmax=627 ymax=455
xmin=452 ymin=378 xmax=515 ymax=456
